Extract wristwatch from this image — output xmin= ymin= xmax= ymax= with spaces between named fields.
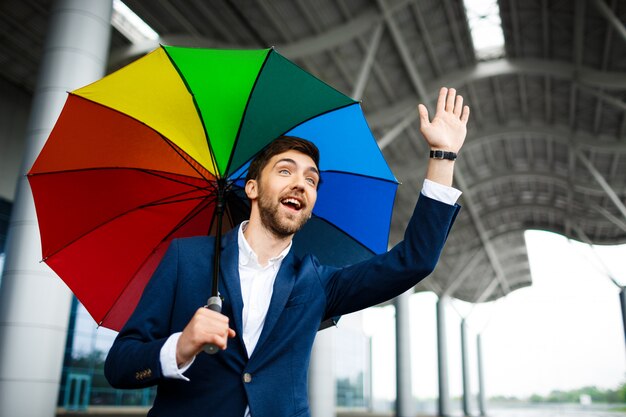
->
xmin=430 ymin=150 xmax=457 ymax=161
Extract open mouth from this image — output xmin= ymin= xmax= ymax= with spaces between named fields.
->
xmin=281 ymin=197 xmax=303 ymax=211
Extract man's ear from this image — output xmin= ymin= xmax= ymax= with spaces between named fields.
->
xmin=245 ymin=179 xmax=258 ymax=200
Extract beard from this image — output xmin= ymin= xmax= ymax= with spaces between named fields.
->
xmin=257 ymin=185 xmax=311 ymax=238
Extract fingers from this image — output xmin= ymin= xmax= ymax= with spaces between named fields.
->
xmin=453 ymin=94 xmax=463 ymax=116
xmin=461 ymin=105 xmax=470 ymax=124
xmin=178 ymin=308 xmax=235 ymax=362
xmin=435 ymin=87 xmax=466 ymax=115
xmin=418 ymin=103 xmax=430 ymax=127
xmin=445 ymin=88 xmax=456 ymax=112
xmin=436 ymin=87 xmax=447 ymax=114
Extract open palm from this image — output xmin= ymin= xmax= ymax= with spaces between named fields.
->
xmin=418 ymin=87 xmax=470 ymax=153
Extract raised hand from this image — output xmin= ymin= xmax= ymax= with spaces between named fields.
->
xmin=418 ymin=87 xmax=470 ymax=153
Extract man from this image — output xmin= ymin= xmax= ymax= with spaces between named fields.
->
xmin=105 ymin=87 xmax=470 ymax=416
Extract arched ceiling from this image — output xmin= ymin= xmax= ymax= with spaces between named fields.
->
xmin=1 ymin=0 xmax=625 ymax=303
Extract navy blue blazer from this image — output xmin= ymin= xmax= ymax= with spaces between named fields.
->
xmin=105 ymin=194 xmax=460 ymax=417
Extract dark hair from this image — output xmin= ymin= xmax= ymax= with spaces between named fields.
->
xmin=245 ymin=136 xmax=321 ymax=186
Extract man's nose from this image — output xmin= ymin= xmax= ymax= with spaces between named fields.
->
xmin=290 ymin=174 xmax=306 ymax=190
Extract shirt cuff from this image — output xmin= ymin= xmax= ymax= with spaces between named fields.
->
xmin=159 ymin=332 xmax=194 ymax=381
xmin=421 ymin=179 xmax=462 ymax=205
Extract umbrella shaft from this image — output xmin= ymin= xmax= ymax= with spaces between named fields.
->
xmin=212 ymin=180 xmax=226 ymax=297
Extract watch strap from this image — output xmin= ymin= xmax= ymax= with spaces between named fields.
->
xmin=430 ymin=150 xmax=457 ymax=161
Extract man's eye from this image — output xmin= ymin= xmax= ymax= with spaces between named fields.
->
xmin=306 ymin=178 xmax=317 ymax=186
xmin=279 ymin=169 xmax=290 ymax=175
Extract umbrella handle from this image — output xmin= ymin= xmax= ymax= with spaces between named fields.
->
xmin=202 ymin=296 xmax=223 ymax=355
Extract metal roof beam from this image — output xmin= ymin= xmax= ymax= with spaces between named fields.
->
xmin=442 ymin=0 xmax=470 ymax=64
xmin=491 ymin=77 xmax=506 ymax=124
xmin=109 ymin=8 xmax=382 ymax=65
xmin=575 ymin=149 xmax=626 ymax=221
xmin=381 ymin=122 xmax=626 ymax=155
xmin=455 ymin=170 xmax=511 ymax=295
xmin=474 ymin=278 xmax=500 ymax=304
xmin=541 ymin=0 xmax=550 ymax=57
xmin=443 ymin=248 xmax=484 ymax=297
xmin=574 ymin=0 xmax=585 ymax=67
xmin=378 ymin=111 xmax=418 ymax=150
xmin=466 ymin=171 xmax=608 ymax=197
xmin=158 ymin=0 xmax=202 ymax=36
xmin=572 ymin=226 xmax=623 ymax=288
xmin=593 ymin=1 xmax=616 ymax=133
xmin=592 ymin=204 xmax=626 ymax=233
xmin=465 ymin=83 xmax=484 ymax=127
xmin=570 ymin=0 xmax=585 ymax=127
xmin=255 ymin=1 xmax=326 ymax=78
xmin=435 ymin=59 xmax=626 ymax=90
xmin=189 ymin=0 xmax=238 ymax=43
xmin=592 ymin=0 xmax=626 ymax=45
xmin=509 ymin=0 xmax=522 ymax=56
xmin=366 ymin=59 xmax=626 ymax=128
xmin=410 ymin=2 xmax=442 ymax=76
xmin=449 ymin=206 xmax=621 ymax=241
xmin=336 ymin=0 xmax=407 ymax=102
xmin=541 ymin=0 xmax=552 ymax=123
xmin=577 ymin=84 xmax=626 ymax=112
xmin=519 ymin=75 xmax=529 ymax=120
xmin=294 ymin=0 xmax=354 ymax=89
xmin=111 ymin=49 xmax=626 ymax=94
xmin=375 ymin=0 xmax=429 ymax=101
xmin=464 ymin=124 xmax=626 ymax=151
xmin=352 ymin=23 xmax=384 ymax=100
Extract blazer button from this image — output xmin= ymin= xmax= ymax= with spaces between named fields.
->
xmin=243 ymin=373 xmax=252 ymax=383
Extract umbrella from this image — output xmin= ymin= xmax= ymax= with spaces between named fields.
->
xmin=28 ymin=45 xmax=398 ymax=331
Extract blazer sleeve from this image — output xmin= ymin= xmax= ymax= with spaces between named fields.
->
xmin=317 ymin=194 xmax=460 ymax=318
xmin=104 ymin=239 xmax=181 ymax=389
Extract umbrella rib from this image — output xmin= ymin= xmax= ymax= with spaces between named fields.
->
xmin=276 ymin=101 xmax=358 ymax=140
xmin=29 ymin=167 xmax=217 ymax=192
xmin=64 ymin=93 xmax=215 ymax=182
xmin=42 ymin=188 xmax=216 ymax=262
xmin=224 ymin=167 xmax=398 ymax=193
xmin=224 ymin=101 xmax=363 ymax=176
xmin=157 ymin=134 xmax=215 ymax=183
xmin=141 ymin=169 xmax=217 ymax=193
xmin=317 ymin=170 xmax=399 ymax=185
xmin=224 ymin=48 xmax=273 ymax=176
xmin=99 ymin=194 xmax=217 ymax=327
xmin=161 ymin=46 xmax=221 ymax=178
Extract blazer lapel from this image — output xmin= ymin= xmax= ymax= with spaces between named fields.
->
xmin=218 ymin=229 xmax=245 ymax=344
xmin=249 ymin=253 xmax=296 ymax=361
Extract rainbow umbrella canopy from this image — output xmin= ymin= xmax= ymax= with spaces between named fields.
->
xmin=28 ymin=45 xmax=398 ymax=331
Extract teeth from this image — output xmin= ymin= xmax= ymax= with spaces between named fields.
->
xmin=282 ymin=198 xmax=301 ymax=208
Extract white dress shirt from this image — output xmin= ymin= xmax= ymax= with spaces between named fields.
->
xmin=158 ymin=179 xmax=461 ymax=415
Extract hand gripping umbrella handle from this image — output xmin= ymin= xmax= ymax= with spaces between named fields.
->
xmin=202 ymin=296 xmax=223 ymax=355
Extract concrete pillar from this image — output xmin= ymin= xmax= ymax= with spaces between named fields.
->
xmin=477 ymin=334 xmax=487 ymax=416
xmin=0 ymin=2 xmax=112 ymax=416
xmin=367 ymin=336 xmax=374 ymax=411
xmin=461 ymin=319 xmax=471 ymax=416
xmin=395 ymin=290 xmax=413 ymax=417
xmin=309 ymin=329 xmax=336 ymax=417
xmin=436 ymin=295 xmax=451 ymax=417
xmin=619 ymin=287 xmax=626 ymax=350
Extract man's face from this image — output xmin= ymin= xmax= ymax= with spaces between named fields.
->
xmin=249 ymin=149 xmax=319 ymax=238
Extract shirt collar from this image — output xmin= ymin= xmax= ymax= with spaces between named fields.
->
xmin=237 ymin=221 xmax=292 ymax=267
